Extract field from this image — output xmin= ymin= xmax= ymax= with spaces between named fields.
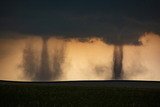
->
xmin=0 ymin=80 xmax=160 ymax=106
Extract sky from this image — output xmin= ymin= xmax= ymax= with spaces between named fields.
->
xmin=0 ymin=0 xmax=160 ymax=44
xmin=0 ymin=0 xmax=160 ymax=81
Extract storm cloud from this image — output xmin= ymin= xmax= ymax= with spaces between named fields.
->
xmin=0 ymin=0 xmax=160 ymax=45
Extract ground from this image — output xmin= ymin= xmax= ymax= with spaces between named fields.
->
xmin=0 ymin=80 xmax=160 ymax=106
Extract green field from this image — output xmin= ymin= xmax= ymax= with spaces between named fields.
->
xmin=0 ymin=80 xmax=160 ymax=107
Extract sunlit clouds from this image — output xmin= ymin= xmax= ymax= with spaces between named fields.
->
xmin=0 ymin=33 xmax=160 ymax=81
xmin=123 ymin=33 xmax=160 ymax=80
xmin=62 ymin=38 xmax=113 ymax=80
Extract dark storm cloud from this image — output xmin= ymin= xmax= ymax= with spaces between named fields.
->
xmin=0 ymin=32 xmax=33 ymax=39
xmin=0 ymin=0 xmax=160 ymax=44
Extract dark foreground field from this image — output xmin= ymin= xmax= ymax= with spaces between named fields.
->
xmin=0 ymin=80 xmax=160 ymax=107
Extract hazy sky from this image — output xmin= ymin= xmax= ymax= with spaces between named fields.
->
xmin=0 ymin=0 xmax=160 ymax=44
xmin=0 ymin=33 xmax=160 ymax=81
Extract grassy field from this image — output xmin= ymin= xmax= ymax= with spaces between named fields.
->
xmin=0 ymin=80 xmax=160 ymax=107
